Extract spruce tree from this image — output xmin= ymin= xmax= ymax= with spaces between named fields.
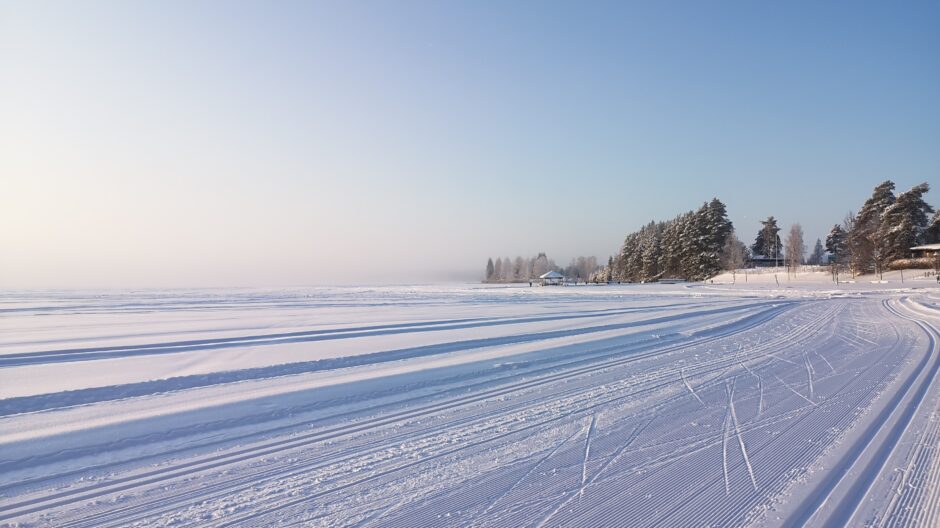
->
xmin=485 ymin=258 xmax=495 ymax=281
xmin=622 ymin=233 xmax=642 ymax=282
xmin=640 ymin=222 xmax=663 ymax=281
xmin=808 ymin=238 xmax=825 ymax=265
xmin=678 ymin=212 xmax=700 ymax=279
xmin=701 ymin=199 xmax=734 ymax=278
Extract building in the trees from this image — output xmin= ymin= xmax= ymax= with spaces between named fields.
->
xmin=747 ymin=254 xmax=784 ymax=268
xmin=910 ymin=244 xmax=940 ymax=259
xmin=538 ymin=270 xmax=565 ymax=286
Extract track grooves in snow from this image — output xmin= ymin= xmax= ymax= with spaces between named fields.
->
xmin=781 ymin=299 xmax=940 ymax=527
xmin=3 ymin=286 xmax=939 ymax=527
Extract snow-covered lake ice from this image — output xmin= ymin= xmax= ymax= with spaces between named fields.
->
xmin=2 ymin=275 xmax=940 ymax=527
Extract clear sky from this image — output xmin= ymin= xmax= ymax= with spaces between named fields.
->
xmin=2 ymin=1 xmax=938 ymax=288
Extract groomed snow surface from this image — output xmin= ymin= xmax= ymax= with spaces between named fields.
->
xmin=2 ymin=270 xmax=940 ymax=527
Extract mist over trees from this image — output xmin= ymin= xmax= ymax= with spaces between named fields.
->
xmin=807 ymin=239 xmax=825 ymax=266
xmin=483 ymin=253 xmax=601 ymax=283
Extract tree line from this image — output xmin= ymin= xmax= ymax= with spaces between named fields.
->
xmin=483 ymin=181 xmax=940 ymax=284
xmin=483 ymin=253 xmax=601 ymax=283
xmin=593 ymin=198 xmax=734 ymax=283
xmin=597 ymin=182 xmax=938 ymax=283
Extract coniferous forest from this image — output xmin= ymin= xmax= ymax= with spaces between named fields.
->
xmin=485 ymin=182 xmax=940 ymax=284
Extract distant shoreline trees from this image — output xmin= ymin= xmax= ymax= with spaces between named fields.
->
xmin=482 ymin=253 xmax=601 ymax=283
xmin=483 ymin=182 xmax=940 ymax=285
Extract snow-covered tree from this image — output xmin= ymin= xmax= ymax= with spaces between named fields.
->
xmin=639 ymin=222 xmax=663 ymax=282
xmin=720 ymin=230 xmax=748 ymax=279
xmin=531 ymin=253 xmax=549 ymax=278
xmin=512 ymin=256 xmax=526 ymax=281
xmin=825 ymin=224 xmax=847 ymax=264
xmin=926 ymin=210 xmax=940 ymax=244
xmin=501 ymin=256 xmax=513 ymax=281
xmin=843 ymin=211 xmax=865 ymax=275
xmin=611 ymin=198 xmax=732 ymax=282
xmin=621 ymin=232 xmax=641 ymax=282
xmin=878 ymin=182 xmax=933 ymax=262
xmin=849 ymin=180 xmax=896 ymax=275
xmin=698 ymin=199 xmax=734 ymax=279
xmin=678 ymin=211 xmax=700 ymax=279
xmin=751 ymin=216 xmax=782 ymax=260
xmin=660 ymin=216 xmax=683 ymax=278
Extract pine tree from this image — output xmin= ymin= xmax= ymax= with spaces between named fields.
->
xmin=878 ymin=182 xmax=933 ymax=263
xmin=622 ymin=233 xmax=642 ymax=282
xmin=699 ymin=199 xmax=734 ymax=279
xmin=926 ymin=210 xmax=940 ymax=244
xmin=639 ymin=222 xmax=663 ymax=281
xmin=678 ymin=211 xmax=700 ymax=279
xmin=660 ymin=216 xmax=683 ymax=278
xmin=613 ymin=198 xmax=732 ymax=282
xmin=752 ymin=216 xmax=782 ymax=261
xmin=493 ymin=258 xmax=503 ymax=282
xmin=825 ymin=224 xmax=846 ymax=263
xmin=485 ymin=258 xmax=495 ymax=281
xmin=850 ymin=180 xmax=896 ymax=275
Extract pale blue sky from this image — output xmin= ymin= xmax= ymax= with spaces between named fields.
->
xmin=2 ymin=1 xmax=938 ymax=287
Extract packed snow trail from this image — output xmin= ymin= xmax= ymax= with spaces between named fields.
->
xmin=1 ymin=280 xmax=939 ymax=527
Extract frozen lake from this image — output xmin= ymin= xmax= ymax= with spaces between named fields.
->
xmin=2 ymin=277 xmax=940 ymax=527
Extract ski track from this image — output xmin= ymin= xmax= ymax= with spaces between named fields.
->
xmin=1 ymin=284 xmax=939 ymax=527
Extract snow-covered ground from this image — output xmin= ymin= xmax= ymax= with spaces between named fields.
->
xmin=2 ymin=274 xmax=940 ymax=527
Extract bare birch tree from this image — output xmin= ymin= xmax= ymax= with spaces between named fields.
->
xmin=785 ymin=223 xmax=805 ymax=275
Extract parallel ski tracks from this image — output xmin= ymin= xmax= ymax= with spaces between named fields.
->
xmin=9 ymin=297 xmax=926 ymax=528
xmin=546 ymin=301 xmax=909 ymax=528
xmin=59 ymin=303 xmax=836 ymax=527
xmin=779 ymin=297 xmax=940 ymax=527
xmin=0 ymin=301 xmax=734 ymax=367
xmin=53 ymin=304 xmax=805 ymax=528
xmin=0 ymin=301 xmax=789 ymax=524
xmin=877 ymin=296 xmax=940 ymax=528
